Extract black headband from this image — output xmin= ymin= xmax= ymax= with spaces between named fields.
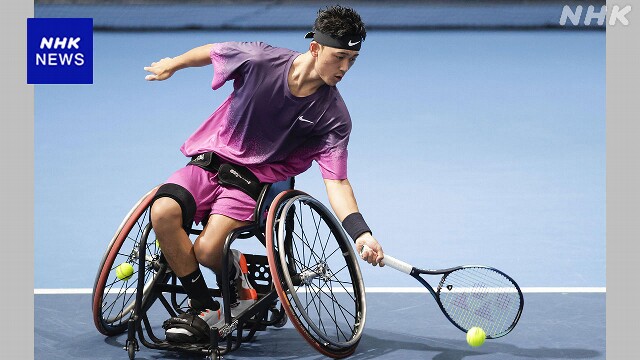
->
xmin=304 ymin=30 xmax=362 ymax=51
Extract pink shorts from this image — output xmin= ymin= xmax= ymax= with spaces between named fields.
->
xmin=166 ymin=165 xmax=257 ymax=224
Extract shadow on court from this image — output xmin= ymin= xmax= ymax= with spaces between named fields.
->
xmin=98 ymin=328 xmax=602 ymax=360
xmin=36 ymin=293 xmax=604 ymax=360
xmin=352 ymin=330 xmax=602 ymax=360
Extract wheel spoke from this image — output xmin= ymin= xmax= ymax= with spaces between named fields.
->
xmin=94 ymin=188 xmax=166 ymax=336
xmin=271 ymin=193 xmax=365 ymax=353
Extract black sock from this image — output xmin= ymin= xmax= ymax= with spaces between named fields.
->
xmin=179 ymin=268 xmax=220 ymax=311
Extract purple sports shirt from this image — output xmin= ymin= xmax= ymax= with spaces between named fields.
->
xmin=179 ymin=41 xmax=352 ymax=183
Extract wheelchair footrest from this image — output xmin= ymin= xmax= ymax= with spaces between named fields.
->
xmin=146 ymin=339 xmax=215 ymax=354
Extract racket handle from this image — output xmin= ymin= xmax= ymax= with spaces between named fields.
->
xmin=361 ymin=245 xmax=413 ymax=274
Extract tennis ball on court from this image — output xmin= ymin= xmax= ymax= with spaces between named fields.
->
xmin=115 ymin=263 xmax=134 ymax=281
xmin=466 ymin=327 xmax=486 ymax=347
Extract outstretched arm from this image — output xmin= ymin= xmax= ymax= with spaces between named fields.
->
xmin=324 ymin=178 xmax=384 ymax=266
xmin=144 ymin=44 xmax=214 ymax=81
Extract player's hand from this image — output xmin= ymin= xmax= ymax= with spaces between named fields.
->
xmin=355 ymin=233 xmax=384 ymax=267
xmin=144 ymin=57 xmax=176 ymax=81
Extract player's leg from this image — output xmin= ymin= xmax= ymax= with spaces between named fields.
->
xmin=152 ymin=167 xmax=225 ymax=343
xmin=194 ymin=184 xmax=260 ymax=322
xmin=193 ymin=214 xmax=249 ymax=273
xmin=150 ymin=182 xmax=220 ymax=313
xmin=150 ymin=196 xmax=198 ymax=276
xmin=194 ymin=214 xmax=258 ymax=314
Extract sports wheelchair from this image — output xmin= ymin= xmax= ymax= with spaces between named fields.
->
xmin=92 ymin=178 xmax=367 ymax=359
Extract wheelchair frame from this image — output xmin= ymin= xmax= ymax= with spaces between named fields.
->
xmin=92 ymin=179 xmax=367 ymax=360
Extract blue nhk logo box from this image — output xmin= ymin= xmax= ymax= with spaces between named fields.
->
xmin=27 ymin=18 xmax=93 ymax=84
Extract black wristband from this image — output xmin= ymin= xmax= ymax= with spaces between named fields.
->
xmin=342 ymin=212 xmax=372 ymax=242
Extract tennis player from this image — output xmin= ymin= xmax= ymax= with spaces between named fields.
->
xmin=144 ymin=5 xmax=384 ymax=343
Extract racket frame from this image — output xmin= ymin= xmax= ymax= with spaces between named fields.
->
xmin=370 ymin=250 xmax=524 ymax=339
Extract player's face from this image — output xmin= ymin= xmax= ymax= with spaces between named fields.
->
xmin=313 ymin=44 xmax=359 ymax=86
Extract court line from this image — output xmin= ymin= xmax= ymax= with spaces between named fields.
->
xmin=359 ymin=287 xmax=606 ymax=293
xmin=34 ymin=287 xmax=606 ymax=295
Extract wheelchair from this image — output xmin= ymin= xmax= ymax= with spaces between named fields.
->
xmin=92 ymin=178 xmax=367 ymax=359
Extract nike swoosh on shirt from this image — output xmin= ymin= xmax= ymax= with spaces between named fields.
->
xmin=191 ymin=274 xmax=202 ymax=283
xmin=298 ymin=116 xmax=314 ymax=124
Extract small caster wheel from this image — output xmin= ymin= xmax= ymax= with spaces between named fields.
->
xmin=206 ymin=349 xmax=221 ymax=360
xmin=273 ymin=312 xmax=288 ymax=328
xmin=269 ymin=306 xmax=288 ymax=328
xmin=127 ymin=342 xmax=136 ymax=360
xmin=125 ymin=338 xmax=138 ymax=360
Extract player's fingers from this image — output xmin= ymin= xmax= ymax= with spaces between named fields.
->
xmin=360 ymin=247 xmax=373 ymax=264
xmin=366 ymin=254 xmax=377 ymax=266
xmin=145 ymin=74 xmax=157 ymax=81
xmin=359 ymin=245 xmax=366 ymax=256
xmin=367 ymin=251 xmax=378 ymax=266
xmin=359 ymin=244 xmax=382 ymax=266
xmin=376 ymin=248 xmax=385 ymax=266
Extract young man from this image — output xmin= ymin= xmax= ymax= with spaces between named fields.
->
xmin=145 ymin=5 xmax=384 ymax=343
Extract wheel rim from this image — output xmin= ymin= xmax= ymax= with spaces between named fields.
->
xmin=92 ymin=187 xmax=165 ymax=334
xmin=267 ymin=191 xmax=365 ymax=356
xmin=101 ymin=222 xmax=162 ymax=325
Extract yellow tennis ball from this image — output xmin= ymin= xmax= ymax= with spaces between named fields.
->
xmin=466 ymin=327 xmax=486 ymax=347
xmin=115 ymin=263 xmax=134 ymax=281
xmin=155 ymin=238 xmax=161 ymax=249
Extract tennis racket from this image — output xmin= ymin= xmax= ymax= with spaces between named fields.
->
xmin=362 ymin=245 xmax=524 ymax=339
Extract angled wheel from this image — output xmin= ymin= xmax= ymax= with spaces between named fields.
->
xmin=92 ymin=186 xmax=168 ymax=336
xmin=266 ymin=190 xmax=366 ymax=358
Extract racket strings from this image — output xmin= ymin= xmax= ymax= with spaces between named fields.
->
xmin=438 ymin=267 xmax=522 ymax=338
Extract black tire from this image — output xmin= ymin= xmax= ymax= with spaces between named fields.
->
xmin=92 ymin=186 xmax=167 ymax=336
xmin=271 ymin=306 xmax=288 ymax=328
xmin=266 ymin=190 xmax=366 ymax=358
xmin=127 ymin=341 xmax=136 ymax=360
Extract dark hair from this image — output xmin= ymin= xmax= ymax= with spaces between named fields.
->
xmin=314 ymin=5 xmax=366 ymax=41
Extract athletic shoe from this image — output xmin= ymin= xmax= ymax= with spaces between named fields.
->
xmin=213 ymin=249 xmax=258 ymax=329
xmin=164 ymin=306 xmax=222 ymax=343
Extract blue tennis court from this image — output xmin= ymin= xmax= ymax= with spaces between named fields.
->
xmin=34 ymin=3 xmax=604 ymax=359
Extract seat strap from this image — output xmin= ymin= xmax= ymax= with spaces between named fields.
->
xmin=188 ymin=152 xmax=265 ymax=201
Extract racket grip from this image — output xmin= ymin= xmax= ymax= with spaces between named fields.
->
xmin=361 ymin=245 xmax=413 ymax=274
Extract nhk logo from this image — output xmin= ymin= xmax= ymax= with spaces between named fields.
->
xmin=37 ymin=37 xmax=85 ymax=66
xmin=27 ymin=18 xmax=93 ymax=84
xmin=560 ymin=5 xmax=632 ymax=26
